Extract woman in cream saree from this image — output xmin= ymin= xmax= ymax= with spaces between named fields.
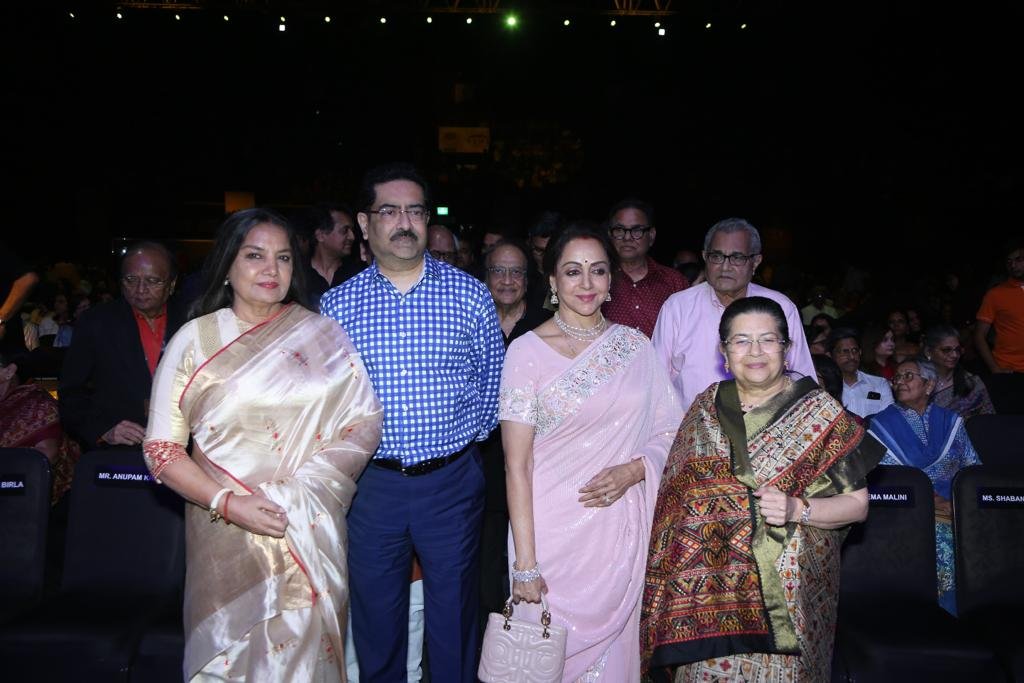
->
xmin=143 ymin=210 xmax=383 ymax=681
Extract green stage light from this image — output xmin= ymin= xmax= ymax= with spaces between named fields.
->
xmin=505 ymin=14 xmax=519 ymax=29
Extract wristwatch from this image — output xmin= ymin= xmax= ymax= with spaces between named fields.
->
xmin=798 ymin=495 xmax=812 ymax=524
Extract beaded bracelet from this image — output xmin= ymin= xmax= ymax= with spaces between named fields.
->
xmin=511 ymin=563 xmax=542 ymax=583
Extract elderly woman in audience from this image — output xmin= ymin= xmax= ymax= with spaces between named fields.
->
xmin=868 ymin=358 xmax=980 ymax=615
xmin=142 ymin=208 xmax=383 ymax=680
xmin=642 ymin=296 xmax=882 ymax=682
xmin=922 ymin=324 xmax=995 ymax=420
xmin=500 ymin=222 xmax=680 ymax=681
xmin=860 ymin=324 xmax=897 ymax=381
xmin=0 ymin=353 xmax=80 ymax=503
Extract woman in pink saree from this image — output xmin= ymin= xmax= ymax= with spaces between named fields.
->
xmin=142 ymin=209 xmax=383 ymax=681
xmin=500 ymin=224 xmax=681 ymax=682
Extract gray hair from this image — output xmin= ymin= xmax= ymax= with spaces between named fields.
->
xmin=902 ymin=358 xmax=937 ymax=383
xmin=703 ymin=218 xmax=762 ymax=255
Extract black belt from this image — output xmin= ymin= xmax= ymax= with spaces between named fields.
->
xmin=370 ymin=443 xmax=473 ymax=477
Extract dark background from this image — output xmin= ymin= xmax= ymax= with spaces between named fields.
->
xmin=4 ymin=1 xmax=1022 ymax=290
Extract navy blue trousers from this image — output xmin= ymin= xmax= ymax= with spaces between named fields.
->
xmin=348 ymin=446 xmax=485 ymax=683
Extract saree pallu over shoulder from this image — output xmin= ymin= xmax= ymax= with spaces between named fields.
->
xmin=176 ymin=305 xmax=383 ymax=680
xmin=641 ymin=378 xmax=882 ymax=680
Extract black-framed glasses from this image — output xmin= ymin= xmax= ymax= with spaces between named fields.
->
xmin=121 ymin=274 xmax=168 ymax=289
xmin=706 ymin=251 xmax=758 ymax=266
xmin=366 ymin=206 xmax=430 ymax=223
xmin=724 ymin=335 xmax=787 ymax=354
xmin=609 ymin=224 xmax=653 ymax=241
xmin=486 ymin=266 xmax=527 ymax=280
xmin=834 ymin=347 xmax=861 ymax=358
xmin=892 ymin=371 xmax=926 ymax=384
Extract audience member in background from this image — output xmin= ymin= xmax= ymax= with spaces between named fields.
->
xmin=860 ymin=324 xmax=897 ymax=381
xmin=37 ymin=291 xmax=75 ymax=348
xmin=868 ymin=359 xmax=979 ymax=615
xmin=672 ymin=249 xmax=702 ymax=287
xmin=643 ymin=297 xmax=880 ymax=682
xmin=653 ymin=217 xmax=815 ymax=413
xmin=828 ymin=327 xmax=894 ymax=419
xmin=427 ymin=223 xmax=459 ymax=266
xmin=525 ymin=210 xmax=562 ymax=311
xmin=60 ymin=242 xmax=185 ymax=448
xmin=143 ymin=208 xmax=384 ymax=680
xmin=477 ymin=238 xmax=550 ymax=635
xmin=502 ymin=223 xmax=680 ymax=681
xmin=800 ymin=285 xmax=841 ymax=325
xmin=300 ymin=202 xmax=362 ymax=308
xmin=923 ymin=324 xmax=995 ymax=419
xmin=456 ymin=232 xmax=478 ymax=273
xmin=906 ymin=307 xmax=924 ymax=339
xmin=887 ymin=308 xmax=920 ymax=363
xmin=602 ymin=198 xmax=688 ymax=338
xmin=974 ymin=239 xmax=1024 ymax=414
xmin=809 ymin=312 xmax=836 ymax=338
xmin=0 ymin=243 xmax=39 ymax=358
xmin=0 ymin=353 xmax=80 ymax=503
xmin=807 ymin=324 xmax=829 ymax=355
xmin=812 ymin=353 xmax=846 ymax=405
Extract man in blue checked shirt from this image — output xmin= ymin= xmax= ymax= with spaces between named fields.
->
xmin=321 ymin=162 xmax=504 ymax=683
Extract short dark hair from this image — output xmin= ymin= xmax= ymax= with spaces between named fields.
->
xmin=606 ymin=198 xmax=655 ymax=227
xmin=527 ymin=210 xmax=563 ymax=240
xmin=542 ymin=220 xmax=620 ymax=277
xmin=356 ymin=162 xmax=430 ymax=213
xmin=826 ymin=327 xmax=860 ymax=354
xmin=291 ymin=205 xmax=334 ymax=243
xmin=718 ymin=296 xmax=790 ymax=343
xmin=812 ymin=353 xmax=844 ymax=402
xmin=120 ymin=241 xmax=178 ymax=279
xmin=190 ymin=208 xmax=309 ymax=319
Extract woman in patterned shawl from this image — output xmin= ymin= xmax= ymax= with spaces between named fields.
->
xmin=642 ymin=296 xmax=883 ymax=683
xmin=499 ymin=223 xmax=681 ymax=682
xmin=142 ymin=209 xmax=383 ymax=681
xmin=921 ymin=324 xmax=995 ymax=420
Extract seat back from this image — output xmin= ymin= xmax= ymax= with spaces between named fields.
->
xmin=61 ymin=449 xmax=184 ymax=602
xmin=0 ymin=448 xmax=52 ymax=604
xmin=965 ymin=414 xmax=1024 ymax=466
xmin=953 ymin=464 xmax=1024 ymax=617
xmin=840 ymin=465 xmax=938 ymax=605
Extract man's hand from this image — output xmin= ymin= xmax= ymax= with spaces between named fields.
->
xmin=101 ymin=420 xmax=146 ymax=445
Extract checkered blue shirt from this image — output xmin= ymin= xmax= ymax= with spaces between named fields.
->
xmin=320 ymin=254 xmax=504 ymax=466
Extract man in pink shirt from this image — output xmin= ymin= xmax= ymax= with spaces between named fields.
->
xmin=652 ymin=218 xmax=815 ymax=413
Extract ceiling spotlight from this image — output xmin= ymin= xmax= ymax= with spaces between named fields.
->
xmin=223 ymin=15 xmax=230 ymax=22
xmin=278 ymin=24 xmax=286 ymax=32
xmin=610 ymin=20 xmax=617 ymax=27
xmin=324 ymin=16 xmax=331 ymax=23
xmin=505 ymin=14 xmax=519 ymax=28
xmin=426 ymin=17 xmax=433 ymax=24
xmin=380 ymin=17 xmax=387 ymax=24
xmin=280 ymin=16 xmax=285 ymax=22
xmin=466 ymin=17 xmax=473 ymax=24
xmin=658 ymin=28 xmax=666 ymax=36
xmin=68 ymin=12 xmax=75 ymax=18
xmin=654 ymin=21 xmax=661 ymax=28
xmin=563 ymin=19 xmax=570 ymax=27
xmin=705 ymin=22 xmax=712 ymax=29
xmin=174 ymin=14 xmax=180 ymax=20
xmin=116 ymin=12 xmax=123 ymax=19
xmin=740 ymin=23 xmax=748 ymax=29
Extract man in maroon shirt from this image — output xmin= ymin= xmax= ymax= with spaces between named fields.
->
xmin=602 ymin=198 xmax=687 ymax=338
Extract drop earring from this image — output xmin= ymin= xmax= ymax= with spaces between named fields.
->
xmin=550 ymin=290 xmax=559 ymax=305
xmin=605 ymin=292 xmax=612 ymax=302
xmin=224 ymin=278 xmax=230 ymax=286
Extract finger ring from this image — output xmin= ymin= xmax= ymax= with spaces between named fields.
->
xmin=603 ymin=493 xmax=611 ymax=505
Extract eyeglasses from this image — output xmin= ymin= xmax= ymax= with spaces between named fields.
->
xmin=486 ymin=266 xmax=527 ymax=280
xmin=121 ymin=274 xmax=169 ymax=289
xmin=724 ymin=335 xmax=787 ymax=354
xmin=366 ymin=206 xmax=430 ymax=223
xmin=892 ymin=371 xmax=926 ymax=384
xmin=609 ymin=224 xmax=653 ymax=241
xmin=706 ymin=251 xmax=758 ymax=266
xmin=936 ymin=345 xmax=963 ymax=355
xmin=833 ymin=347 xmax=861 ymax=358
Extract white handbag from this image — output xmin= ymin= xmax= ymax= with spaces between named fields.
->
xmin=478 ymin=596 xmax=568 ymax=683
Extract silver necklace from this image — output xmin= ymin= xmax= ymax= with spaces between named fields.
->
xmin=739 ymin=377 xmax=792 ymax=412
xmin=554 ymin=312 xmax=607 ymax=341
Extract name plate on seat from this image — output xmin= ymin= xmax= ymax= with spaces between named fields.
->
xmin=978 ymin=487 xmax=1024 ymax=509
xmin=95 ymin=465 xmax=154 ymax=487
xmin=0 ymin=475 xmax=26 ymax=495
xmin=868 ymin=485 xmax=915 ymax=507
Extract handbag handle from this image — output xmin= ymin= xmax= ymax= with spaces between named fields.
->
xmin=502 ymin=596 xmax=555 ymax=639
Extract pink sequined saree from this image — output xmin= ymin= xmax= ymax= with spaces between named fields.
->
xmin=500 ymin=325 xmax=681 ymax=682
xmin=143 ymin=304 xmax=382 ymax=681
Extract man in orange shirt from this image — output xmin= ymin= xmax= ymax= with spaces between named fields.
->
xmin=975 ymin=239 xmax=1024 ymax=413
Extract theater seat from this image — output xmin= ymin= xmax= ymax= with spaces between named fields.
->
xmin=0 ymin=448 xmax=184 ymax=681
xmin=832 ymin=465 xmax=1005 ymax=683
xmin=953 ymin=464 xmax=1024 ymax=681
xmin=0 ymin=448 xmax=52 ymax=624
xmin=966 ymin=414 xmax=1024 ymax=466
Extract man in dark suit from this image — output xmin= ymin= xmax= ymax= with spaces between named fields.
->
xmin=60 ymin=242 xmax=185 ymax=447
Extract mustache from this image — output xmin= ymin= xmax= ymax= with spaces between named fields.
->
xmin=391 ymin=230 xmax=417 ymax=241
